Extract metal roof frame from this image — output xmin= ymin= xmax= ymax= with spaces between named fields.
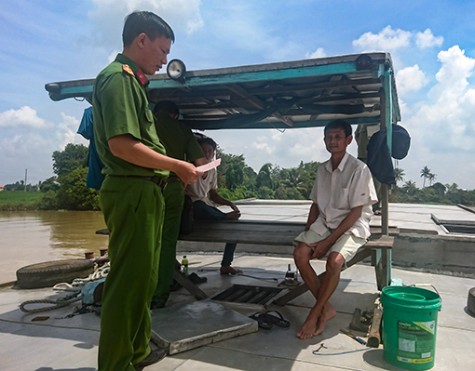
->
xmin=45 ymin=52 xmax=400 ymax=131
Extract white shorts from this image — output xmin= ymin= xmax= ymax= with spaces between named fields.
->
xmin=294 ymin=229 xmax=366 ymax=263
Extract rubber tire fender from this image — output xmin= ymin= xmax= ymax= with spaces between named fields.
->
xmin=15 ymin=259 xmax=94 ymax=289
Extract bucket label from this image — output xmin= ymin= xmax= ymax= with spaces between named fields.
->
xmin=397 ymin=321 xmax=435 ymax=364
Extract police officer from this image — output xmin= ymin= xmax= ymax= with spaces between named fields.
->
xmin=93 ymin=11 xmax=202 ymax=370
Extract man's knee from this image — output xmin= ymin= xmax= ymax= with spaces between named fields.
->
xmin=325 ymin=252 xmax=345 ymax=273
xmin=293 ymin=243 xmax=310 ymax=264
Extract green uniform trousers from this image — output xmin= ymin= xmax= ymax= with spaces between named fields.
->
xmin=153 ymin=181 xmax=184 ymax=304
xmin=98 ymin=177 xmax=165 ymax=371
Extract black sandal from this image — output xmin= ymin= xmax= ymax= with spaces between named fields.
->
xmin=188 ymin=272 xmax=207 ymax=284
xmin=249 ymin=312 xmax=273 ymax=329
xmin=249 ymin=310 xmax=290 ymax=329
xmin=260 ymin=311 xmax=290 ymax=328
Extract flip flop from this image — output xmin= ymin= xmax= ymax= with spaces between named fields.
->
xmin=188 ymin=272 xmax=207 ymax=284
xmin=260 ymin=311 xmax=290 ymax=328
xmin=249 ymin=312 xmax=273 ymax=329
xmin=249 ymin=311 xmax=290 ymax=329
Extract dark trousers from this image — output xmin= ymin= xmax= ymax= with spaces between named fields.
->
xmin=193 ymin=200 xmax=237 ymax=267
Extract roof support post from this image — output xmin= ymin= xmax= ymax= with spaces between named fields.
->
xmin=379 ymin=68 xmax=394 ymax=285
xmin=379 ymin=88 xmax=390 ymax=237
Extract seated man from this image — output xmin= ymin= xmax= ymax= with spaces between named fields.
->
xmin=293 ymin=120 xmax=377 ymax=339
xmin=185 ymin=135 xmax=242 ymax=275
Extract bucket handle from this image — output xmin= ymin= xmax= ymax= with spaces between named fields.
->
xmin=409 ymin=283 xmax=441 ymax=302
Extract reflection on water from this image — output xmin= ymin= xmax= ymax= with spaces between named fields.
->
xmin=0 ymin=210 xmax=109 ymax=283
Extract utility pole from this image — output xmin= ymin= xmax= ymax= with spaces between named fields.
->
xmin=24 ymin=169 xmax=27 ymax=192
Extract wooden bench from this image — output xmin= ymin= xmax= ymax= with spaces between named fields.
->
xmin=178 ymin=220 xmax=397 ymax=304
xmin=97 ymin=220 xmax=396 ymax=304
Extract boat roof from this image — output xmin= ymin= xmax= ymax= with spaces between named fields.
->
xmin=45 ymin=52 xmax=400 ymax=131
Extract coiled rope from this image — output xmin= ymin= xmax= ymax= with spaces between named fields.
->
xmin=19 ymin=262 xmax=110 ymax=313
xmin=19 ymin=291 xmax=81 ymax=313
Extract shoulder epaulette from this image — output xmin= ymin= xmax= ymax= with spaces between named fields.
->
xmin=122 ymin=64 xmax=134 ymax=77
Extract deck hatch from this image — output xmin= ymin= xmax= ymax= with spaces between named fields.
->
xmin=212 ymin=284 xmax=283 ymax=304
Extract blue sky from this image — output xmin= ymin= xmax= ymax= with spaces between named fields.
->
xmin=1 ymin=0 xmax=475 ymax=189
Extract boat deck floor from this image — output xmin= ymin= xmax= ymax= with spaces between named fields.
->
xmin=1 ymin=253 xmax=474 ymax=370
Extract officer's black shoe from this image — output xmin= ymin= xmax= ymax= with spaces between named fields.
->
xmin=170 ymin=279 xmax=182 ymax=291
xmin=134 ymin=348 xmax=167 ymax=370
xmin=150 ymin=299 xmax=165 ymax=310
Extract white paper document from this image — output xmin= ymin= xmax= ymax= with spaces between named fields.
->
xmin=196 ymin=158 xmax=221 ymax=172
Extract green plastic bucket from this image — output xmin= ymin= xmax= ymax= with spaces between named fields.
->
xmin=381 ymin=286 xmax=442 ymax=370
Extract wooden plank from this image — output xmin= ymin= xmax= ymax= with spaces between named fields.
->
xmin=367 ymin=298 xmax=383 ymax=348
xmin=173 ymin=271 xmax=207 ymax=300
xmin=179 ymin=220 xmax=397 ymax=246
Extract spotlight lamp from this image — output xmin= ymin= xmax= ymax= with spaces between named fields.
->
xmin=167 ymin=59 xmax=186 ymax=83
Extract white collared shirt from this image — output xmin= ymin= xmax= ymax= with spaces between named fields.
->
xmin=185 ymin=168 xmax=218 ymax=206
xmin=309 ymin=152 xmax=378 ymax=239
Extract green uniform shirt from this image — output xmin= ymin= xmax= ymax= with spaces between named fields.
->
xmin=93 ymin=54 xmax=169 ymax=178
xmin=155 ymin=112 xmax=204 ymax=164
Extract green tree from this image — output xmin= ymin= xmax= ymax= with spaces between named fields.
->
xmin=56 ymin=167 xmax=100 ymax=210
xmin=52 ymin=143 xmax=88 ymax=177
xmin=402 ymin=180 xmax=417 ymax=195
xmin=256 ymin=163 xmax=274 ymax=189
xmin=242 ymin=165 xmax=257 ymax=194
xmin=217 ymin=151 xmax=247 ymax=191
xmin=39 ymin=176 xmax=60 ymax=192
xmin=420 ymin=166 xmax=431 ymax=188
xmin=394 ymin=167 xmax=405 ymax=185
xmin=257 ymin=186 xmax=274 ymax=199
xmin=272 ymin=161 xmax=319 ymax=199
xmin=38 ymin=190 xmax=59 ymax=210
xmin=445 ymin=183 xmax=459 ymax=193
xmin=431 ymin=182 xmax=446 ymax=196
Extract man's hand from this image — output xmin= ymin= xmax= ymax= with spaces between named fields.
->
xmin=308 ymin=239 xmax=332 ymax=259
xmin=225 ymin=210 xmax=241 ymax=220
xmin=230 ymin=203 xmax=240 ymax=213
xmin=174 ymin=162 xmax=203 ymax=186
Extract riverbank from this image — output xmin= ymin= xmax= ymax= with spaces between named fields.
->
xmin=0 ymin=191 xmax=43 ymax=211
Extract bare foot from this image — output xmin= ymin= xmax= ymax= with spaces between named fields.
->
xmin=296 ymin=307 xmax=321 ymax=340
xmin=314 ymin=303 xmax=337 ymax=336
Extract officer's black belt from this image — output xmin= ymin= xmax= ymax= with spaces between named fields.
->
xmin=167 ymin=176 xmax=183 ymax=184
xmin=111 ymin=175 xmax=168 ymax=189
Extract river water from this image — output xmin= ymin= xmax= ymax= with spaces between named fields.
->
xmin=0 ymin=210 xmax=109 ymax=283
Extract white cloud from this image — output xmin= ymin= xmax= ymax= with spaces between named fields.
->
xmin=89 ymin=0 xmax=204 ymax=47
xmin=306 ymin=48 xmax=327 ymax=59
xmin=397 ymin=45 xmax=475 ymax=187
xmin=57 ymin=113 xmax=85 ymax=149
xmin=0 ymin=106 xmax=47 ymax=128
xmin=0 ymin=110 xmax=84 ymax=184
xmin=415 ymin=29 xmax=443 ymax=49
xmin=353 ymin=26 xmax=411 ymax=52
xmin=435 ymin=45 xmax=475 ymax=90
xmin=396 ymin=65 xmax=427 ymax=94
xmin=353 ymin=26 xmax=443 ymax=58
xmin=253 ymin=138 xmax=274 ymax=155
